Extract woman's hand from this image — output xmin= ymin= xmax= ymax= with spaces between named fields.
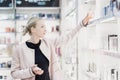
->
xmin=31 ymin=65 xmax=44 ymax=75
xmin=82 ymin=12 xmax=93 ymax=26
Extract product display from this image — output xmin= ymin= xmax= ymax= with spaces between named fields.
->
xmin=0 ymin=0 xmax=13 ymax=8
xmin=0 ymin=75 xmax=7 ymax=80
xmin=0 ymin=74 xmax=12 ymax=80
xmin=0 ymin=61 xmax=11 ymax=69
xmin=110 ymin=68 xmax=119 ymax=80
xmin=116 ymin=0 xmax=120 ymax=10
xmin=77 ymin=0 xmax=120 ymax=80
xmin=102 ymin=0 xmax=120 ymax=17
xmin=16 ymin=0 xmax=59 ymax=7
xmin=15 ymin=13 xmax=60 ymax=20
xmin=108 ymin=34 xmax=118 ymax=51
xmin=87 ymin=62 xmax=96 ymax=73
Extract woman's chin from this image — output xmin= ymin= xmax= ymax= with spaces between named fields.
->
xmin=39 ymin=36 xmax=45 ymax=39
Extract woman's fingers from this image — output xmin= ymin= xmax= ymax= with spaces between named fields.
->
xmin=36 ymin=69 xmax=44 ymax=75
xmin=32 ymin=65 xmax=44 ymax=75
xmin=34 ymin=67 xmax=44 ymax=75
xmin=83 ymin=12 xmax=93 ymax=26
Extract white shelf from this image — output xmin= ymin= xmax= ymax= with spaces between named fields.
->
xmin=88 ymin=16 xmax=119 ymax=27
xmin=83 ymin=71 xmax=100 ymax=79
xmin=0 ymin=43 xmax=15 ymax=45
xmin=84 ymin=0 xmax=96 ymax=5
xmin=0 ymin=55 xmax=12 ymax=59
xmin=0 ymin=68 xmax=11 ymax=71
xmin=0 ymin=32 xmax=15 ymax=34
xmin=96 ymin=49 xmax=120 ymax=59
xmin=0 ymin=8 xmax=13 ymax=10
xmin=85 ymin=48 xmax=120 ymax=59
xmin=0 ymin=19 xmax=14 ymax=21
xmin=100 ymin=16 xmax=117 ymax=23
xmin=15 ymin=7 xmax=60 ymax=11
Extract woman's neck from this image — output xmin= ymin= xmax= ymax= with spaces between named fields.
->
xmin=29 ymin=36 xmax=41 ymax=44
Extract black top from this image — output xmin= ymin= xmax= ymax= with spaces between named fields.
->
xmin=26 ymin=40 xmax=50 ymax=80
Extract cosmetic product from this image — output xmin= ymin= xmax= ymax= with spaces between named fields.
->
xmin=111 ymin=69 xmax=115 ymax=80
xmin=116 ymin=71 xmax=118 ymax=80
xmin=108 ymin=35 xmax=118 ymax=51
xmin=0 ymin=75 xmax=2 ymax=80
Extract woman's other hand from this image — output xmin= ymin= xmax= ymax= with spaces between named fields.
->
xmin=31 ymin=65 xmax=44 ymax=75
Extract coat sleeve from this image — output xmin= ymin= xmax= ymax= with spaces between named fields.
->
xmin=11 ymin=46 xmax=35 ymax=79
xmin=50 ymin=45 xmax=64 ymax=80
xmin=53 ymin=22 xmax=84 ymax=47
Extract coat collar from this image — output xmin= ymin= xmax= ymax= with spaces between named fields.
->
xmin=21 ymin=39 xmax=51 ymax=62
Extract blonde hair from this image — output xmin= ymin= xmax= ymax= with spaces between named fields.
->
xmin=23 ymin=17 xmax=41 ymax=35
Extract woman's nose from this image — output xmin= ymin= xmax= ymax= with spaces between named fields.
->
xmin=44 ymin=29 xmax=46 ymax=32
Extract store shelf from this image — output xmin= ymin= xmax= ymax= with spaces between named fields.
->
xmin=97 ymin=49 xmax=120 ymax=59
xmin=0 ymin=19 xmax=14 ymax=21
xmin=15 ymin=7 xmax=60 ymax=10
xmin=0 ymin=43 xmax=15 ymax=45
xmin=0 ymin=8 xmax=13 ymax=10
xmin=88 ymin=16 xmax=119 ymax=27
xmin=100 ymin=16 xmax=117 ymax=23
xmin=84 ymin=0 xmax=96 ymax=5
xmin=84 ymin=71 xmax=100 ymax=79
xmin=0 ymin=68 xmax=11 ymax=71
xmin=85 ymin=48 xmax=120 ymax=59
xmin=0 ymin=55 xmax=11 ymax=58
xmin=15 ymin=19 xmax=28 ymax=21
xmin=0 ymin=32 xmax=15 ymax=33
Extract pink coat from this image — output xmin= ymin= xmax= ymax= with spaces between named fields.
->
xmin=11 ymin=22 xmax=83 ymax=80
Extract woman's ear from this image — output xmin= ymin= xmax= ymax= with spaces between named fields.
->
xmin=31 ymin=27 xmax=36 ymax=33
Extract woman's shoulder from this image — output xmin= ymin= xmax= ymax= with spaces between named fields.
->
xmin=14 ymin=42 xmax=26 ymax=50
xmin=42 ymin=38 xmax=54 ymax=45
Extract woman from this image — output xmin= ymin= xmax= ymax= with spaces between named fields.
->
xmin=11 ymin=13 xmax=92 ymax=80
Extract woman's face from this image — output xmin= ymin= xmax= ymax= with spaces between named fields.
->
xmin=31 ymin=20 xmax=46 ymax=38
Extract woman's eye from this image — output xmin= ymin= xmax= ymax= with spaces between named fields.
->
xmin=41 ymin=26 xmax=44 ymax=28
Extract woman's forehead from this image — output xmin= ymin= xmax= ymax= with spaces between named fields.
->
xmin=36 ymin=20 xmax=45 ymax=25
